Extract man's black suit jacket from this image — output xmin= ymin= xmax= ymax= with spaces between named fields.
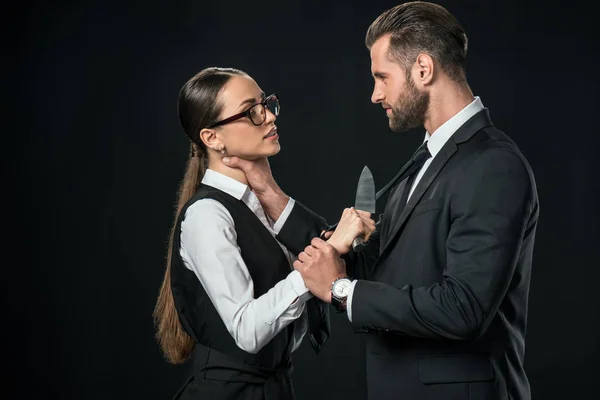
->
xmin=276 ymin=109 xmax=539 ymax=400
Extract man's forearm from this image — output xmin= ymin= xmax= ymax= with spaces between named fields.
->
xmin=257 ymin=186 xmax=289 ymax=222
xmin=275 ymin=201 xmax=329 ymax=255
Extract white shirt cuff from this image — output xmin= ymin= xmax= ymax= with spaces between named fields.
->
xmin=346 ymin=279 xmax=359 ymax=322
xmin=289 ymin=269 xmax=310 ymax=297
xmin=272 ymin=197 xmax=296 ymax=234
xmin=267 ymin=270 xmax=311 ymax=324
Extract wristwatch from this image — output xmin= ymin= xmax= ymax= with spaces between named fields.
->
xmin=331 ymin=277 xmax=352 ymax=312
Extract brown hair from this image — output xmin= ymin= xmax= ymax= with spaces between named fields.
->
xmin=365 ymin=1 xmax=468 ymax=83
xmin=153 ymin=67 xmax=246 ymax=364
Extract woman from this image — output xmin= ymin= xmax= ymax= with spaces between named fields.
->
xmin=153 ymin=67 xmax=373 ymax=399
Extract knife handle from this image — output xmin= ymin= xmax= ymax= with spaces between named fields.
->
xmin=352 ymin=236 xmax=366 ymax=250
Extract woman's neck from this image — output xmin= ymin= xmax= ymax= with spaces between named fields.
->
xmin=207 ymin=159 xmax=248 ymax=186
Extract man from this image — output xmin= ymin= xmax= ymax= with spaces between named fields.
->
xmin=223 ymin=2 xmax=539 ymax=399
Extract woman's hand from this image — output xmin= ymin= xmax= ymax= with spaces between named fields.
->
xmin=327 ymin=207 xmax=376 ymax=255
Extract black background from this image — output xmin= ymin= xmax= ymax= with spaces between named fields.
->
xmin=5 ymin=0 xmax=599 ymax=398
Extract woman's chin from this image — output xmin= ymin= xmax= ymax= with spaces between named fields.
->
xmin=263 ymin=142 xmax=281 ymax=157
xmin=236 ymin=144 xmax=281 ymax=161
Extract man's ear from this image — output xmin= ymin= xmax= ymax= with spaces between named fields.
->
xmin=414 ymin=53 xmax=434 ymax=85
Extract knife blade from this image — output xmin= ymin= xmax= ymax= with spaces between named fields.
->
xmin=318 ymin=166 xmax=376 ymax=249
xmin=354 ymin=165 xmax=376 ymax=213
xmin=352 ymin=165 xmax=376 ymax=249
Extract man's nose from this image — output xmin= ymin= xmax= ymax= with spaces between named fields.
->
xmin=371 ymin=87 xmax=384 ymax=104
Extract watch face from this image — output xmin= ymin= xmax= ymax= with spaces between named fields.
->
xmin=333 ymin=279 xmax=352 ymax=298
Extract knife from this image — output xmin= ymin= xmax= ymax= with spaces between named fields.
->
xmin=321 ymin=166 xmax=376 ymax=249
xmin=351 ymin=165 xmax=376 ymax=249
xmin=321 ymin=156 xmax=423 ymax=246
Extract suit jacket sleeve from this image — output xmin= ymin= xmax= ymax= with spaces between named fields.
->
xmin=277 ymin=201 xmax=381 ymax=277
xmin=275 ymin=201 xmax=329 ymax=255
xmin=351 ymin=149 xmax=536 ymax=340
xmin=342 ymin=215 xmax=383 ymax=280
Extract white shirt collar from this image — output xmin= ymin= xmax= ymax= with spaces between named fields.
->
xmin=425 ymin=96 xmax=485 ymax=157
xmin=202 ymin=169 xmax=249 ymax=200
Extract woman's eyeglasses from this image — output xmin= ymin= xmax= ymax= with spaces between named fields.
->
xmin=207 ymin=93 xmax=280 ymax=128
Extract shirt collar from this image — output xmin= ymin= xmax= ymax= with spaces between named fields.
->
xmin=202 ymin=169 xmax=249 ymax=200
xmin=424 ymin=96 xmax=485 ymax=157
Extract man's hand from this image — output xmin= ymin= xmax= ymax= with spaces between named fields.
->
xmin=223 ymin=156 xmax=289 ymax=221
xmin=293 ymin=238 xmax=347 ymax=303
xmin=328 ymin=208 xmax=376 ymax=254
xmin=222 ymin=156 xmax=275 ymax=195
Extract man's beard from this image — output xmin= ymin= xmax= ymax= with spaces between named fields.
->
xmin=388 ymin=75 xmax=429 ymax=133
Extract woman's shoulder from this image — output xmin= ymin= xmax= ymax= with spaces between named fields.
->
xmin=184 ymin=196 xmax=231 ymax=224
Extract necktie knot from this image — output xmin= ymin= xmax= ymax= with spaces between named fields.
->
xmin=411 ymin=141 xmax=432 ymax=165
xmin=374 ymin=140 xmax=433 ymax=201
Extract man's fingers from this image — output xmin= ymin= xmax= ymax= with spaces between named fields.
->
xmin=222 ymin=156 xmax=251 ymax=171
xmin=310 ymin=237 xmax=329 ymax=249
xmin=355 ymin=210 xmax=371 ymax=218
xmin=359 ymin=215 xmax=376 ymax=230
xmin=320 ymin=230 xmax=333 ymax=240
xmin=304 ymin=245 xmax=316 ymax=256
xmin=293 ymin=260 xmax=303 ymax=271
xmin=357 ymin=213 xmax=374 ymax=223
xmin=222 ymin=156 xmax=238 ymax=167
xmin=298 ymin=251 xmax=311 ymax=263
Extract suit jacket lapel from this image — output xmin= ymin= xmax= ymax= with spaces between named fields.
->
xmin=379 ymin=108 xmax=494 ymax=258
xmin=381 ymin=179 xmax=408 ymax=245
xmin=380 ymin=141 xmax=458 ymax=257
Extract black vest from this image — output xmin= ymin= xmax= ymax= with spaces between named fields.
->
xmin=170 ymin=183 xmax=294 ymax=369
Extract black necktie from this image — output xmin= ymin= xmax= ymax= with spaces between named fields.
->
xmin=305 ymin=296 xmax=330 ymax=354
xmin=397 ymin=141 xmax=432 ymax=206
xmin=308 ymin=143 xmax=430 ymax=348
xmin=375 ymin=140 xmax=432 ymax=203
xmin=321 ymin=142 xmax=432 ymax=238
xmin=385 ymin=141 xmax=432 ymax=233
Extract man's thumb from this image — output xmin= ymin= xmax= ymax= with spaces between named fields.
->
xmin=222 ymin=156 xmax=245 ymax=169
